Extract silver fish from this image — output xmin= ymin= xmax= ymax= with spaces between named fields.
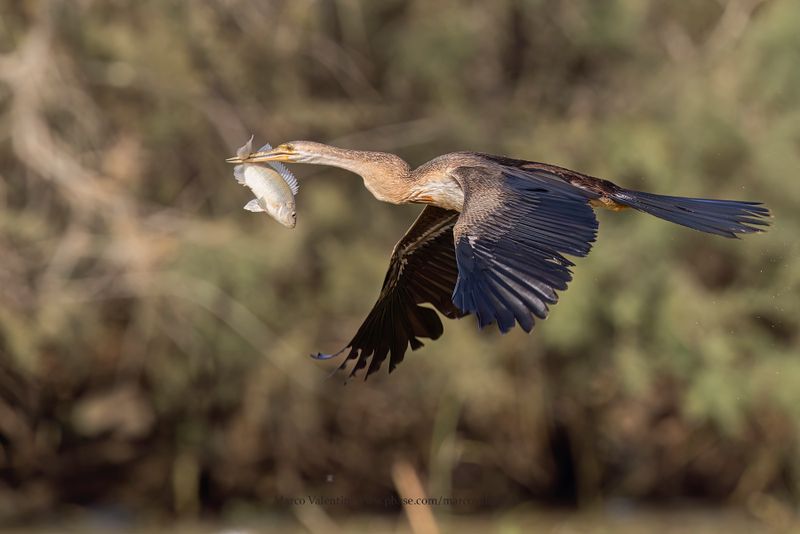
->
xmin=233 ymin=136 xmax=299 ymax=228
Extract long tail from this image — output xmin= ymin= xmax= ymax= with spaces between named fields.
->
xmin=608 ymin=189 xmax=771 ymax=238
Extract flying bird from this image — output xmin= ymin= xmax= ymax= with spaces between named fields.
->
xmin=226 ymin=141 xmax=771 ymax=379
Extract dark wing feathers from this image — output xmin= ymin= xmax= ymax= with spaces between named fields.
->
xmin=451 ymin=165 xmax=599 ymax=333
xmin=314 ymin=206 xmax=465 ymax=378
xmin=608 ymin=190 xmax=771 ymax=238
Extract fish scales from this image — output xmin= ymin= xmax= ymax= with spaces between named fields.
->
xmin=232 ymin=136 xmax=299 ymax=228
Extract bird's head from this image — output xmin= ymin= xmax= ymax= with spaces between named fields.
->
xmin=226 ymin=140 xmax=329 ymax=165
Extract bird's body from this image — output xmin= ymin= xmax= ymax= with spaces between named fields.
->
xmin=226 ymin=141 xmax=771 ymax=379
xmin=406 ymin=154 xmax=473 ymax=210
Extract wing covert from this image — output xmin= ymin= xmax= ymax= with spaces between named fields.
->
xmin=451 ymin=165 xmax=600 ymax=333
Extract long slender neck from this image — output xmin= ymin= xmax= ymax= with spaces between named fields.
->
xmin=305 ymin=145 xmax=413 ymax=204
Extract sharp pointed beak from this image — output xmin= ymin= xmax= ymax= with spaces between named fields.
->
xmin=225 ymin=147 xmax=295 ymax=164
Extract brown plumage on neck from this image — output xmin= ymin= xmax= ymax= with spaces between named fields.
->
xmin=276 ymin=141 xmax=415 ymax=204
xmin=229 ymin=140 xmax=480 ymax=210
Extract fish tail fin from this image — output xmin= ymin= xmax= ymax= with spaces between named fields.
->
xmin=236 ymin=135 xmax=255 ymax=158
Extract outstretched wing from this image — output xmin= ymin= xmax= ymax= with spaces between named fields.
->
xmin=451 ymin=164 xmax=600 ymax=333
xmin=315 ymin=205 xmax=466 ymax=378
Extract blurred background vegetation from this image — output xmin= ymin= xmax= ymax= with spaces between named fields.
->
xmin=0 ymin=0 xmax=798 ymax=531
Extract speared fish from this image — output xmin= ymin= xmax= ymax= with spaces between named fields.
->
xmin=233 ymin=135 xmax=299 ymax=228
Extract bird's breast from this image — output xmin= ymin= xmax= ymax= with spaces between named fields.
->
xmin=409 ymin=179 xmax=464 ymax=211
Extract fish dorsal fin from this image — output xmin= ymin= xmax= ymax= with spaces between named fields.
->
xmin=256 ymin=142 xmax=299 ymax=195
xmin=269 ymin=161 xmax=299 ymax=195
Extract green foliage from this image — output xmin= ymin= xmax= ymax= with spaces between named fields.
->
xmin=0 ymin=0 xmax=798 ymax=524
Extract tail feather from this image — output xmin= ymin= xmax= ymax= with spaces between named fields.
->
xmin=610 ymin=189 xmax=771 ymax=238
